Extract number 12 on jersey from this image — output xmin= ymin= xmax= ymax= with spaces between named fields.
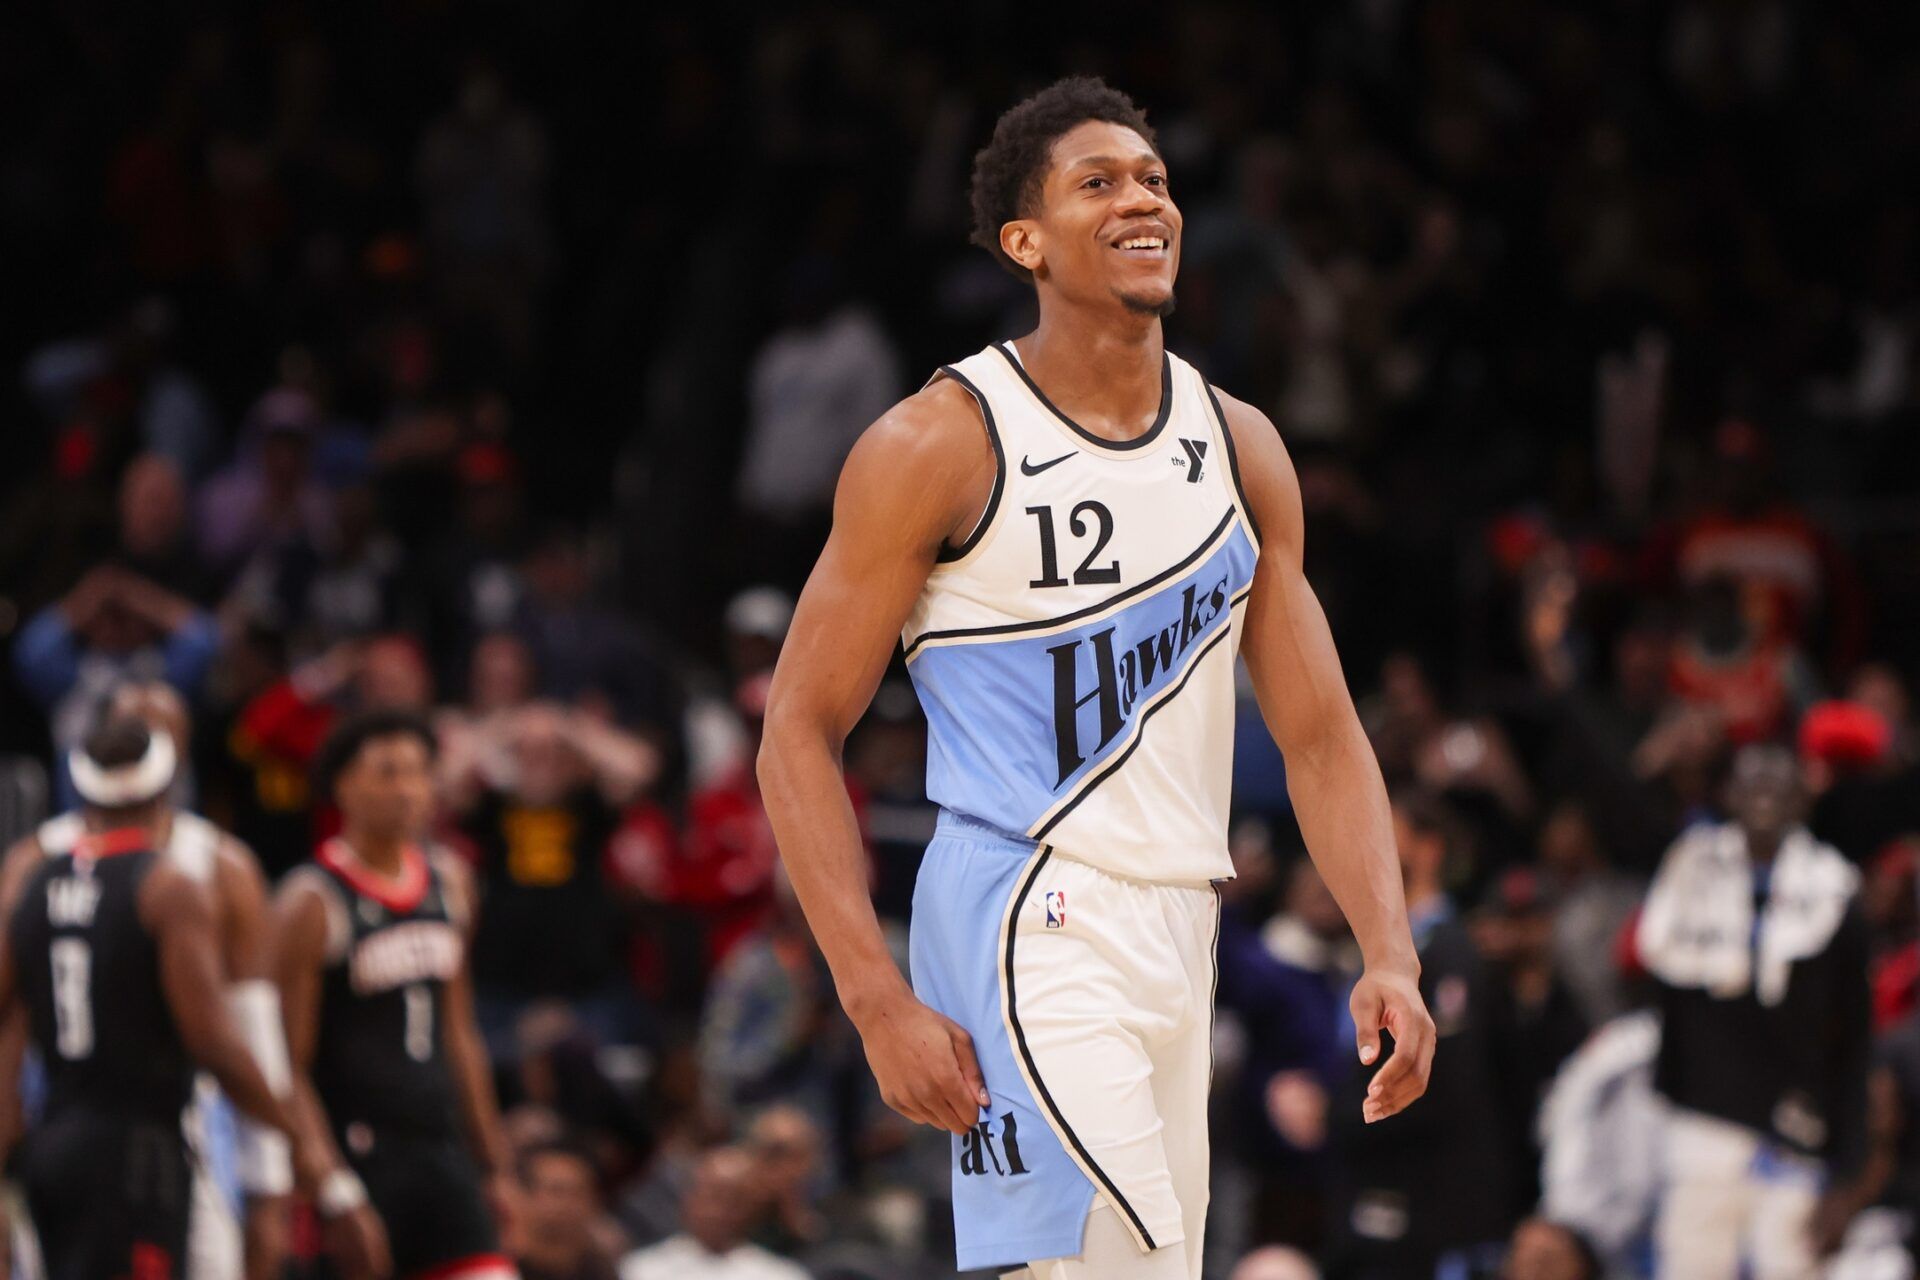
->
xmin=1028 ymin=502 xmax=1120 ymax=589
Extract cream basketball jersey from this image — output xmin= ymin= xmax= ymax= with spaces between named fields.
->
xmin=903 ymin=340 xmax=1260 ymax=883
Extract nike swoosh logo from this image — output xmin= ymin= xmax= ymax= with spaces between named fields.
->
xmin=1020 ymin=452 xmax=1075 ymax=476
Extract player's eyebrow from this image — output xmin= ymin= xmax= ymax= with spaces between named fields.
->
xmin=1064 ymin=152 xmax=1164 ymax=172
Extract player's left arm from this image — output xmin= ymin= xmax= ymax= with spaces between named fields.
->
xmin=1216 ymin=387 xmax=1435 ymax=1123
xmin=435 ymin=855 xmax=511 ymax=1191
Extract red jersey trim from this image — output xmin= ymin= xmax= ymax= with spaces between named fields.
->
xmin=317 ymin=839 xmax=429 ymax=914
xmin=75 ymin=826 xmax=155 ymax=860
xmin=409 ymin=1253 xmax=516 ymax=1280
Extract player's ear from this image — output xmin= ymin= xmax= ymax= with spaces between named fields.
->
xmin=1000 ymin=219 xmax=1044 ymax=277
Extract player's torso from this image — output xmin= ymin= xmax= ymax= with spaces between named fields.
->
xmin=308 ymin=840 xmax=465 ymax=1138
xmin=9 ymin=832 xmax=192 ymax=1120
xmin=904 ymin=341 xmax=1260 ymax=883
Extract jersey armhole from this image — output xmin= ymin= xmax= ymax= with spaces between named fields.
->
xmin=1201 ymin=380 xmax=1263 ymax=551
xmin=284 ymin=866 xmax=351 ymax=964
xmin=926 ymin=365 xmax=1006 ymax=566
xmin=427 ymin=847 xmax=473 ymax=932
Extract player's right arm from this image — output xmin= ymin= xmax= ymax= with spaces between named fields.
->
xmin=270 ymin=876 xmax=392 ymax=1280
xmin=144 ymin=863 xmax=297 ymax=1132
xmin=759 ymin=378 xmax=997 ymax=1138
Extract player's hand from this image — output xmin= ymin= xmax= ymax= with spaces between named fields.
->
xmin=1351 ymin=966 xmax=1435 ymax=1123
xmin=323 ymin=1203 xmax=393 ymax=1280
xmin=849 ymin=987 xmax=990 ymax=1136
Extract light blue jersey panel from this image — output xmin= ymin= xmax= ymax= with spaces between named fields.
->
xmin=909 ymin=813 xmax=1096 ymax=1270
xmin=909 ymin=524 xmax=1255 ymax=841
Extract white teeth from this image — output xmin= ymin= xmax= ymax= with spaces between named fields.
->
xmin=1119 ymin=237 xmax=1164 ymax=250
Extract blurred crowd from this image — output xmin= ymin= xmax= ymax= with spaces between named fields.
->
xmin=0 ymin=1 xmax=1918 ymax=1278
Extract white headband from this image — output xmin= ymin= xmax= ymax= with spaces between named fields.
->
xmin=69 ymin=732 xmax=176 ymax=809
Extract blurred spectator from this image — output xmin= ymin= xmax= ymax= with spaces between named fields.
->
xmin=417 ymin=440 xmax=531 ymax=685
xmin=513 ymin=1137 xmax=622 ymax=1280
xmin=686 ymin=587 xmax=793 ymax=790
xmin=1231 ymin=1244 xmax=1322 ymax=1280
xmin=1325 ymin=791 xmax=1512 ymax=1278
xmin=736 ymin=260 xmax=901 ymax=588
xmin=114 ymin=452 xmax=208 ymax=602
xmin=1637 ymin=745 xmax=1872 ymax=1277
xmin=416 ymin=63 xmax=552 ymax=369
xmin=226 ymin=633 xmax=431 ymax=872
xmin=22 ymin=297 xmax=218 ymax=480
xmin=1475 ymin=867 xmax=1591 ymax=1214
xmin=1807 ymin=666 xmax=1920 ymax=863
xmin=1536 ymin=801 xmax=1643 ymax=1028
xmin=844 ymin=680 xmax=934 ymax=924
xmin=452 ymin=701 xmax=657 ymax=1049
xmin=1500 ymin=1217 xmax=1601 ymax=1280
xmin=1649 ymin=418 xmax=1868 ymax=674
xmin=12 ymin=564 xmax=218 ymax=810
xmin=194 ymin=386 xmax=337 ymax=585
xmin=617 ymin=1146 xmax=807 ymax=1280
xmin=743 ymin=1106 xmax=826 ymax=1255
xmin=1536 ymin=1012 xmax=1665 ymax=1273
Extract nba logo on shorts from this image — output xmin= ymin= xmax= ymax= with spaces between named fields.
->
xmin=1044 ymin=890 xmax=1066 ymax=928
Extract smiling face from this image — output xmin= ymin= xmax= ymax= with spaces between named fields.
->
xmin=1004 ymin=120 xmax=1181 ymax=317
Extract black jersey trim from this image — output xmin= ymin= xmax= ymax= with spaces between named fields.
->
xmin=903 ymin=507 xmax=1237 ymax=659
xmin=992 ymin=341 xmax=1172 ymax=454
xmin=1201 ymin=382 xmax=1262 ymax=549
xmin=931 ymin=365 xmax=1005 ymax=565
xmin=1030 ymin=590 xmax=1246 ymax=841
xmin=1003 ymin=846 xmax=1158 ymax=1252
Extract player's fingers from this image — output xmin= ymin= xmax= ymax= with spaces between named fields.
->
xmin=945 ymin=1017 xmax=992 ymax=1111
xmin=1350 ymin=984 xmax=1384 ymax=1067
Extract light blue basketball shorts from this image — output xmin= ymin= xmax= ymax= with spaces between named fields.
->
xmin=908 ymin=810 xmax=1221 ymax=1273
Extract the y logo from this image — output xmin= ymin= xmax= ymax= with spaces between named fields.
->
xmin=1179 ymin=437 xmax=1208 ymax=483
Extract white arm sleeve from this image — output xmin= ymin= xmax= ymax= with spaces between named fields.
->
xmin=228 ymin=980 xmax=294 ymax=1196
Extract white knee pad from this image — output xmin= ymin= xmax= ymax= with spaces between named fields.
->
xmin=1026 ymin=1201 xmax=1193 ymax=1279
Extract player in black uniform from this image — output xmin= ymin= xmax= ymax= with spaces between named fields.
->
xmin=0 ymin=713 xmax=301 ymax=1280
xmin=274 ymin=709 xmax=515 ymax=1280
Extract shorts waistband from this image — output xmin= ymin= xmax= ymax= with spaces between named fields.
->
xmin=934 ymin=809 xmax=1038 ymax=847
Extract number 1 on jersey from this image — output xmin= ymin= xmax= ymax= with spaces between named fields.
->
xmin=403 ymin=983 xmax=434 ymax=1061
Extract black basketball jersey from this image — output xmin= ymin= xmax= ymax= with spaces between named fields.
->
xmin=299 ymin=840 xmax=466 ymax=1139
xmin=8 ymin=828 xmax=193 ymax=1123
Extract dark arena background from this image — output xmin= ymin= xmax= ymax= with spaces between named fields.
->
xmin=0 ymin=3 xmax=1917 ymax=1279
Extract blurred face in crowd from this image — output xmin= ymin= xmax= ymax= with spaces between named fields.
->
xmin=1503 ymin=1218 xmax=1596 ymax=1280
xmin=747 ymin=1106 xmax=822 ymax=1199
xmin=511 ymin=703 xmax=582 ymax=806
xmin=335 ymin=732 xmax=435 ymax=841
xmin=470 ymin=633 xmax=536 ymax=714
xmin=118 ymin=454 xmax=187 ymax=559
xmin=682 ymin=1148 xmax=765 ymax=1254
xmin=1538 ymin=803 xmax=1601 ymax=883
xmin=1726 ymin=745 xmax=1806 ymax=851
xmin=1015 ymin=120 xmax=1181 ymax=318
xmin=358 ymin=636 xmax=432 ymax=709
xmin=1229 ymin=1246 xmax=1320 ymax=1280
xmin=1849 ymin=663 xmax=1910 ymax=736
xmin=517 ymin=1148 xmax=600 ymax=1267
xmin=1391 ymin=802 xmax=1448 ymax=898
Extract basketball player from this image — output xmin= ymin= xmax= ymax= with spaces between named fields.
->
xmin=759 ymin=78 xmax=1435 ymax=1279
xmin=272 ymin=709 xmax=516 ymax=1280
xmin=0 ymin=681 xmax=297 ymax=1280
xmin=0 ymin=713 xmax=304 ymax=1280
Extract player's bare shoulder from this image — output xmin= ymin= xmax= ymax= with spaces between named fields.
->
xmin=835 ymin=376 xmax=997 ymax=556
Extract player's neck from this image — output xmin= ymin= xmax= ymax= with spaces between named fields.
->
xmin=338 ymin=829 xmax=410 ymax=877
xmin=1016 ymin=307 xmax=1165 ymax=442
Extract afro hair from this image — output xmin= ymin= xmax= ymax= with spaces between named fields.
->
xmin=968 ymin=76 xmax=1158 ymax=283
